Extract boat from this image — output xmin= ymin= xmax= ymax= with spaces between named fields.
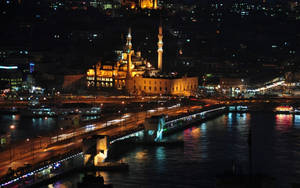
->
xmin=57 ymin=114 xmax=101 ymax=129
xmin=274 ymin=106 xmax=294 ymax=114
xmin=294 ymin=107 xmax=300 ymax=114
xmin=20 ymin=106 xmax=57 ymax=117
xmin=56 ymin=103 xmax=101 ymax=116
xmin=20 ymin=103 xmax=102 ymax=119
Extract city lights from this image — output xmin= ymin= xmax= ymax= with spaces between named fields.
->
xmin=1 ymin=0 xmax=300 ymax=187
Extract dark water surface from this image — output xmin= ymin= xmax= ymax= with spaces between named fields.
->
xmin=0 ymin=114 xmax=58 ymax=141
xmin=45 ymin=113 xmax=300 ymax=187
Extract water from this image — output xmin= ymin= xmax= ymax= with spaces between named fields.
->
xmin=45 ymin=113 xmax=300 ymax=187
xmin=0 ymin=114 xmax=58 ymax=141
xmin=0 ymin=114 xmax=100 ymax=142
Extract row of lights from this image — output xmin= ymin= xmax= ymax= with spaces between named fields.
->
xmin=0 ymin=152 xmax=83 ymax=187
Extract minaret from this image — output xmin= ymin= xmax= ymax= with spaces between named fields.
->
xmin=126 ymin=28 xmax=132 ymax=52
xmin=154 ymin=0 xmax=157 ymax=9
xmin=157 ymin=24 xmax=163 ymax=72
xmin=126 ymin=28 xmax=133 ymax=78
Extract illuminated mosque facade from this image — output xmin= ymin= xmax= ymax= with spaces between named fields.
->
xmin=120 ymin=0 xmax=158 ymax=9
xmin=86 ymin=24 xmax=198 ymax=96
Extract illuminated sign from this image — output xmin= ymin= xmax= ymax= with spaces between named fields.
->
xmin=0 ymin=66 xmax=18 ymax=70
xmin=30 ymin=62 xmax=35 ymax=73
xmin=275 ymin=106 xmax=293 ymax=112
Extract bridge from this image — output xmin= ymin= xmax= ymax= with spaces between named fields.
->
xmin=250 ymin=77 xmax=285 ymax=93
xmin=0 ymin=104 xmax=227 ymax=187
xmin=1 ymin=96 xmax=300 ymax=187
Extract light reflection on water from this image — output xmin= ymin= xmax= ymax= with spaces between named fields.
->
xmin=294 ymin=115 xmax=300 ymax=128
xmin=276 ymin=114 xmax=293 ymax=132
xmin=45 ymin=113 xmax=300 ymax=188
xmin=0 ymin=114 xmax=59 ymax=141
xmin=155 ymin=147 xmax=166 ymax=173
xmin=135 ymin=150 xmax=149 ymax=160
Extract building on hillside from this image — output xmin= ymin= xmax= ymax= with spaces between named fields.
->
xmin=139 ymin=0 xmax=157 ymax=9
xmin=86 ymin=24 xmax=198 ymax=96
xmin=126 ymin=75 xmax=198 ymax=96
xmin=120 ymin=0 xmax=158 ymax=9
xmin=86 ymin=27 xmax=158 ymax=90
xmin=219 ymin=78 xmax=247 ymax=96
xmin=125 ymin=24 xmax=198 ymax=96
xmin=0 ymin=65 xmax=23 ymax=91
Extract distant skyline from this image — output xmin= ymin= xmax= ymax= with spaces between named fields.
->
xmin=183 ymin=0 xmax=296 ymax=3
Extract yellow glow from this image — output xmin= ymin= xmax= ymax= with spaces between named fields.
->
xmin=135 ymin=151 xmax=148 ymax=160
xmin=140 ymin=0 xmax=155 ymax=9
xmin=275 ymin=106 xmax=293 ymax=112
xmin=87 ymin=69 xmax=95 ymax=76
xmin=190 ymin=127 xmax=201 ymax=138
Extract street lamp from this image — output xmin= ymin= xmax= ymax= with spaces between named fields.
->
xmin=37 ymin=135 xmax=42 ymax=149
xmin=26 ymin=138 xmax=34 ymax=163
xmin=10 ymin=125 xmax=15 ymax=130
xmin=9 ymin=125 xmax=16 ymax=161
xmin=56 ymin=127 xmax=64 ymax=142
xmin=118 ymin=110 xmax=122 ymax=127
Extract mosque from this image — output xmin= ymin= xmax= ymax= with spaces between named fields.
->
xmin=86 ymin=24 xmax=198 ymax=96
xmin=120 ymin=0 xmax=158 ymax=9
xmin=139 ymin=0 xmax=158 ymax=9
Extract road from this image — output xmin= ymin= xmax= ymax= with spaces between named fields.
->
xmin=0 ymin=95 xmax=177 ymax=107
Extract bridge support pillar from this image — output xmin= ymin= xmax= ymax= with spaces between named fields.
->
xmin=94 ymin=135 xmax=109 ymax=165
xmin=82 ymin=135 xmax=110 ymax=166
xmin=144 ymin=115 xmax=165 ymax=142
xmin=84 ymin=154 xmax=92 ymax=166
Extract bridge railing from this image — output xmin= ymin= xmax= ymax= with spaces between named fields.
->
xmin=164 ymin=106 xmax=226 ymax=131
